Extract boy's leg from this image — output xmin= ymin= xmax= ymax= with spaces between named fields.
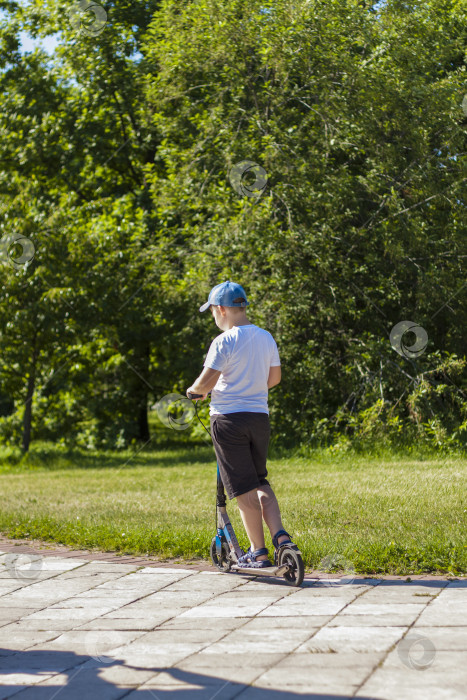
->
xmin=248 ymin=415 xmax=289 ymax=546
xmin=257 ymin=484 xmax=290 ymax=545
xmin=236 ymin=488 xmax=269 ymax=561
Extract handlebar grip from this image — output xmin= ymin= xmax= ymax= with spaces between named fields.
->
xmin=187 ymin=392 xmax=204 ymax=399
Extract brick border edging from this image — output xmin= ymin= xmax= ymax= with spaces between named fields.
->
xmin=0 ymin=534 xmax=214 ymax=571
xmin=0 ymin=533 xmax=463 ymax=581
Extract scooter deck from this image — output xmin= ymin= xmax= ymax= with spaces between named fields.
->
xmin=231 ymin=564 xmax=290 ymax=576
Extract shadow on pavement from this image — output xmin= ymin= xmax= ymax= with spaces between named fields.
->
xmin=0 ymin=647 xmax=378 ymax=699
xmin=308 ymin=578 xmax=459 ymax=588
xmin=226 ymin=575 xmax=457 ymax=588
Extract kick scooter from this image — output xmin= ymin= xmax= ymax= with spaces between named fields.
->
xmin=187 ymin=392 xmax=305 ymax=586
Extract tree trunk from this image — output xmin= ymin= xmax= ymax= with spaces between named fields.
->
xmin=138 ymin=341 xmax=151 ymax=442
xmin=22 ymin=364 xmax=36 ymax=453
xmin=138 ymin=400 xmax=150 ymax=442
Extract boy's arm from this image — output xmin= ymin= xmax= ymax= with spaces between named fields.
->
xmin=268 ymin=365 xmax=281 ymax=389
xmin=186 ymin=367 xmax=221 ymax=400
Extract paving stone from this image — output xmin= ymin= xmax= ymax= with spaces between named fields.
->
xmin=137 ymin=567 xmax=196 ymax=574
xmin=59 ymin=563 xmax=139 ymax=575
xmin=202 ymin=626 xmax=317 ymax=655
xmin=47 ymin=574 xmax=128 ymax=587
xmin=342 ymin=602 xmax=426 ymax=616
xmin=0 ymin=673 xmax=60 ymax=699
xmin=266 ymin=651 xmax=385 ymax=669
xmin=163 ymin=576 xmax=244 ymax=593
xmin=101 ymin=606 xmax=189 ymax=619
xmin=361 ymin=579 xmax=446 ymax=591
xmin=43 ymin=596 xmax=138 ymax=609
xmin=47 ymin=600 xmax=120 ymax=613
xmin=357 ymin=667 xmax=467 ymax=700
xmin=142 ymin=590 xmax=217 ymax=605
xmin=0 ymin=608 xmax=38 ymax=621
xmin=0 ymin=619 xmax=80 ymax=632
xmin=445 ymin=581 xmax=467 ymax=589
xmin=121 ymin=628 xmax=227 ymax=651
xmin=238 ymin=579 xmax=311 ymax=590
xmin=0 ymin=597 xmax=73 ymax=610
xmin=189 ymin=651 xmax=287 ymax=667
xmin=253 ymin=669 xmax=360 ymax=694
xmin=1 ymin=579 xmax=116 ymax=604
xmin=253 ymin=652 xmax=384 ymax=692
xmin=156 ymin=616 xmax=248 ymax=631
xmin=0 ymin=582 xmax=24 ymax=590
xmin=26 ymin=629 xmax=146 ymax=656
xmin=200 ymin=596 xmax=282 ymax=611
xmin=176 ymin=657 xmax=274 ymax=685
xmin=3 ymin=667 xmax=139 ymax=699
xmin=359 ymin=586 xmax=445 ymax=601
xmin=0 ymin=649 xmax=17 ymax=658
xmin=240 ymin=616 xmax=332 ymax=630
xmin=134 ymin=667 xmax=230 ymax=685
xmin=76 ymin=617 xmax=174 ymax=631
xmin=68 ymin=591 xmax=145 ymax=603
xmin=274 ymin=588 xmax=359 ymax=599
xmin=76 ymin=656 xmax=157 ymax=683
xmin=176 ymin=604 xmax=270 ymax=618
xmin=354 ymin=592 xmax=441 ymax=605
xmin=383 ymin=648 xmax=467 ymax=671
xmin=392 ymin=626 xmax=467 ymax=651
xmin=112 ymin=635 xmax=216 ymax=657
xmin=414 ymin=604 xmax=467 ymax=626
xmin=0 ymin=649 xmax=87 ymax=673
xmin=295 ymin=625 xmax=403 ymax=653
xmin=0 ymin=571 xmax=58 ymax=582
xmin=3 ymin=558 xmax=86 ymax=572
xmin=100 ymin=571 xmax=187 ymax=583
xmin=125 ymin=678 xmax=247 ymax=700
xmin=91 ymin=584 xmax=168 ymax=596
xmin=0 ymin=629 xmax=61 ymax=650
xmin=105 ymin=647 xmax=206 ymax=668
xmin=207 ymin=590 xmax=289 ymax=601
xmin=426 ymin=593 xmax=467 ymax=606
xmin=237 ymin=687 xmax=355 ymax=699
xmin=311 ymin=578 xmax=380 ymax=588
xmin=24 ymin=607 xmax=113 ymax=621
xmin=257 ymin=599 xmax=349 ymax=616
xmin=326 ymin=613 xmax=419 ymax=627
xmin=205 ymin=592 xmax=283 ymax=601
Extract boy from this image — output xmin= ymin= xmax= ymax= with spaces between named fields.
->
xmin=186 ymin=280 xmax=295 ymax=568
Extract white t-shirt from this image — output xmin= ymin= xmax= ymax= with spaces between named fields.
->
xmin=203 ymin=324 xmax=281 ymax=415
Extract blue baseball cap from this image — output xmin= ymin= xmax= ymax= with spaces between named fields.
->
xmin=199 ymin=281 xmax=250 ymax=312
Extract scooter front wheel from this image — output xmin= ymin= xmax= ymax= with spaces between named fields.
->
xmin=210 ymin=537 xmax=232 ymax=572
xmin=278 ymin=546 xmax=304 ymax=587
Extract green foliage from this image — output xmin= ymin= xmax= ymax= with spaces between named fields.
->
xmin=0 ymin=0 xmax=465 ymax=451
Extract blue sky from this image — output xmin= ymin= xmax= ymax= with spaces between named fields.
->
xmin=19 ymin=31 xmax=61 ymax=54
xmin=0 ymin=3 xmax=60 ymax=55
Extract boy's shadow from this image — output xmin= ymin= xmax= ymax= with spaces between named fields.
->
xmin=0 ymin=646 xmax=378 ymax=699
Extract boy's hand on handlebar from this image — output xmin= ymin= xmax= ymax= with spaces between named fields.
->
xmin=186 ymin=387 xmax=208 ymax=400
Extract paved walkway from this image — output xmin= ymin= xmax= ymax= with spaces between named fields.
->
xmin=0 ymin=538 xmax=466 ymax=699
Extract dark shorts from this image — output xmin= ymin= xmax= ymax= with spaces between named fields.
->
xmin=210 ymin=411 xmax=271 ymax=500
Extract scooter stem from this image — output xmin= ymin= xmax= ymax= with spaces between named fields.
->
xmin=216 ymin=466 xmax=244 ymax=559
xmin=217 ymin=506 xmax=244 ymax=559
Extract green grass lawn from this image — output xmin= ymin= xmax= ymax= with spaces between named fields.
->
xmin=0 ymin=440 xmax=466 ymax=575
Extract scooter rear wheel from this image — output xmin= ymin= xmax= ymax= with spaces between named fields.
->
xmin=210 ymin=537 xmax=232 ymax=572
xmin=278 ymin=546 xmax=304 ymax=586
